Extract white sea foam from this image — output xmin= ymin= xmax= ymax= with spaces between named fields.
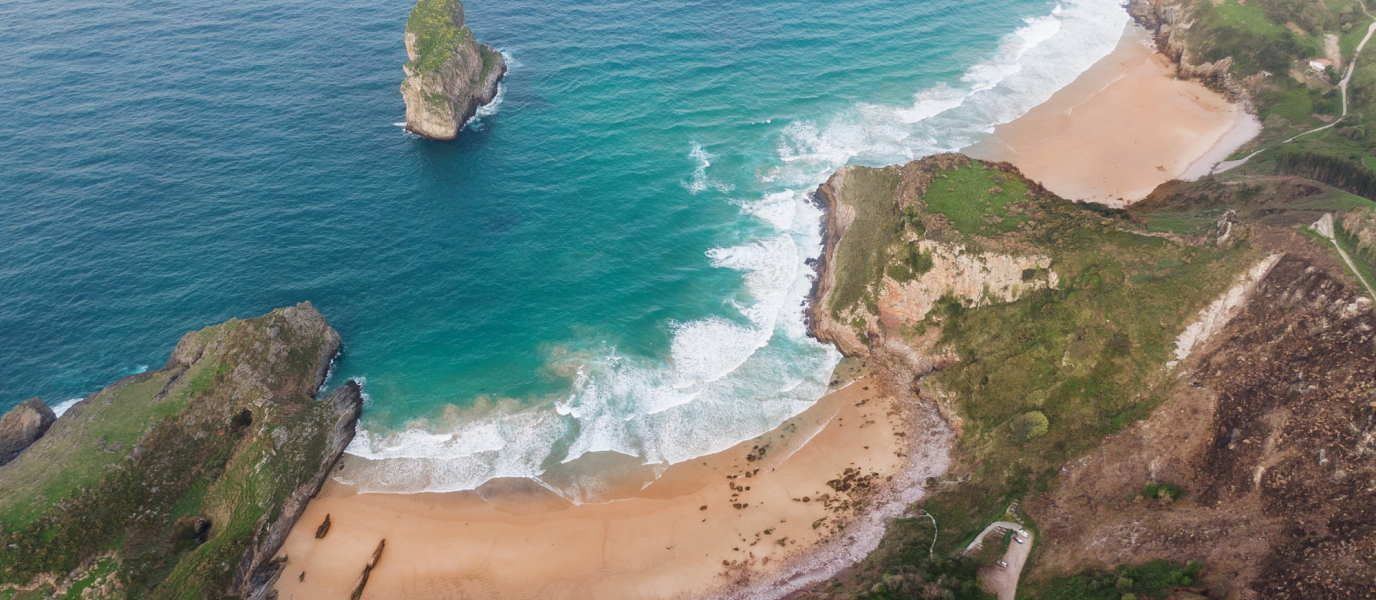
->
xmin=462 ymin=50 xmax=513 ymax=131
xmin=344 ymin=186 xmax=839 ymax=500
xmin=681 ymin=142 xmax=735 ymax=194
xmin=51 ymin=397 xmax=83 ymax=418
xmin=776 ymin=0 xmax=1126 ymax=182
xmin=344 ymin=0 xmax=1130 ymax=499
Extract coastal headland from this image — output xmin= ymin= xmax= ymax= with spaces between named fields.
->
xmin=0 ymin=303 xmax=360 ymax=599
xmin=5 ymin=0 xmax=1376 ymax=597
xmin=269 ymin=11 xmax=1294 ymax=600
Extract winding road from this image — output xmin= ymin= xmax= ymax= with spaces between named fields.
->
xmin=1212 ymin=4 xmax=1376 ymax=174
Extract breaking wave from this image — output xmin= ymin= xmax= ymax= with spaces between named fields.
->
xmin=341 ymin=0 xmax=1129 ymax=500
xmin=681 ymin=142 xmax=735 ymax=194
xmin=775 ymin=0 xmax=1126 ymax=184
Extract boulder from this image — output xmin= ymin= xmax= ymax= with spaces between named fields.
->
xmin=0 ymin=398 xmax=56 ymax=466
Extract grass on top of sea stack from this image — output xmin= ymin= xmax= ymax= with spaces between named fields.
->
xmin=405 ymin=0 xmax=473 ymax=75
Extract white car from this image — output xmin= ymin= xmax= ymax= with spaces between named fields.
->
xmin=997 ymin=560 xmax=1009 ymax=568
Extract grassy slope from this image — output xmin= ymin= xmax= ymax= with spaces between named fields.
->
xmin=805 ymin=158 xmax=1259 ymax=600
xmin=828 ymin=166 xmax=905 ymax=320
xmin=1180 ymin=0 xmax=1376 ymax=161
xmin=0 ymin=306 xmax=342 ymax=600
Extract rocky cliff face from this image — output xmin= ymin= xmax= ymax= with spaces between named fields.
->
xmin=0 ymin=303 xmax=362 ymax=600
xmin=401 ymin=0 xmax=507 ymax=140
xmin=807 ymin=155 xmax=1062 ymax=360
xmin=1127 ymin=0 xmax=1248 ymax=105
xmin=0 ymin=398 xmax=55 ymax=466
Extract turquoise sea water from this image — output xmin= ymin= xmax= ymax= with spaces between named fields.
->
xmin=0 ymin=0 xmax=1126 ymax=498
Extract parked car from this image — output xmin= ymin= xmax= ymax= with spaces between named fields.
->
xmin=997 ymin=560 xmax=1009 ymax=568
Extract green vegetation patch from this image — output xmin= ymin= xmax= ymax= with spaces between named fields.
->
xmin=405 ymin=0 xmax=473 ymax=75
xmin=0 ymin=306 xmax=343 ymax=599
xmin=1029 ymin=560 xmax=1206 ymax=599
xmin=1187 ymin=0 xmax=1322 ymax=75
xmin=1140 ymin=482 xmax=1188 ymax=502
xmin=827 ymin=166 xmax=904 ymax=319
xmin=1212 ymin=0 xmax=1287 ymax=37
xmin=922 ymin=164 xmax=1029 ymax=236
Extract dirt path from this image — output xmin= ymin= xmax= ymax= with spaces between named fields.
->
xmin=1313 ymin=213 xmax=1376 ymax=299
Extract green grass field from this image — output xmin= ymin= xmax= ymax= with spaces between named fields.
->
xmin=922 ymin=164 xmax=1030 ymax=236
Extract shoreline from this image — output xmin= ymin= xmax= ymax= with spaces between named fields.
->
xmin=272 ymin=360 xmax=951 ymax=600
xmin=964 ymin=23 xmax=1255 ymax=206
xmin=273 ymin=9 xmax=1259 ymax=600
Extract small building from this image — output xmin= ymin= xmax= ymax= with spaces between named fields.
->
xmin=1309 ymin=58 xmax=1334 ymax=72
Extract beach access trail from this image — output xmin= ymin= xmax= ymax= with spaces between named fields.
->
xmin=1312 ymin=213 xmax=1376 ymax=299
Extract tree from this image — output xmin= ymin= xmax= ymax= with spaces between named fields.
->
xmin=1010 ymin=411 xmax=1049 ymax=443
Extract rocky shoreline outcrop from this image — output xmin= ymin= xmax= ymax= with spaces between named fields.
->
xmin=0 ymin=398 xmax=55 ymax=466
xmin=401 ymin=0 xmax=507 ymax=140
xmin=0 ymin=303 xmax=362 ymax=600
xmin=1127 ymin=0 xmax=1250 ymax=107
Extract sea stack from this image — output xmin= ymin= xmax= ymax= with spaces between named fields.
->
xmin=401 ymin=0 xmax=507 ymax=140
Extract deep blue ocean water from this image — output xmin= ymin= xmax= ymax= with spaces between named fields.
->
xmin=0 ymin=0 xmax=1126 ymax=497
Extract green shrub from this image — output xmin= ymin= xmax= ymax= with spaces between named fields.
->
xmin=1010 ymin=411 xmax=1049 ymax=443
xmin=1141 ymin=482 xmax=1188 ymax=501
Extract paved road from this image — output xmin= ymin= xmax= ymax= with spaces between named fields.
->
xmin=1213 ymin=5 xmax=1376 ymax=175
xmin=980 ymin=528 xmax=1034 ymax=600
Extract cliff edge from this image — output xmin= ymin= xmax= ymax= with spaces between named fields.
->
xmin=0 ymin=303 xmax=361 ymax=600
xmin=401 ymin=0 xmax=507 ymax=140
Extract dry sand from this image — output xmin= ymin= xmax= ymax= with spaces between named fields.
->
xmin=270 ymin=20 xmax=1260 ymax=600
xmin=273 ymin=361 xmax=950 ymax=600
xmin=965 ymin=25 xmax=1250 ymax=206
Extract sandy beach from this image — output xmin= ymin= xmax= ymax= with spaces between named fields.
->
xmin=272 ymin=360 xmax=950 ymax=600
xmin=269 ymin=19 xmax=1256 ymax=600
xmin=965 ymin=25 xmax=1250 ymax=206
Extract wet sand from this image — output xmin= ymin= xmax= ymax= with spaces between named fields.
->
xmin=965 ymin=25 xmax=1250 ymax=206
xmin=269 ymin=20 xmax=1255 ymax=600
xmin=273 ymin=362 xmax=950 ymax=600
